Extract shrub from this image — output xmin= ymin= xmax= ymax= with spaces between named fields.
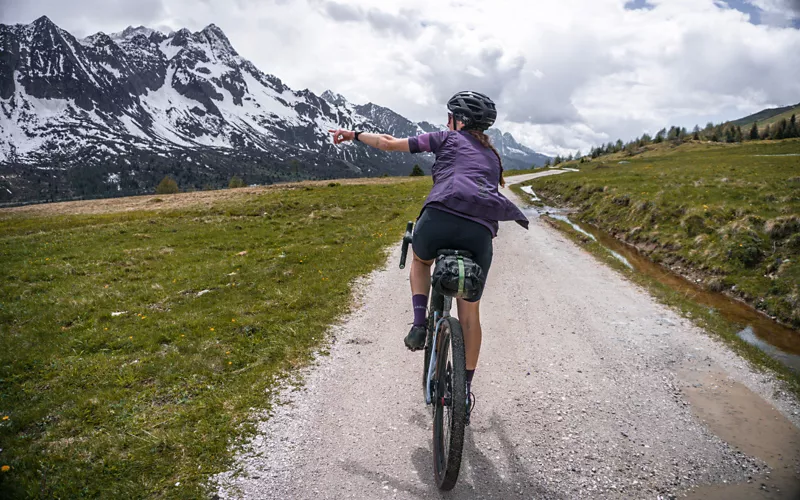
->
xmin=229 ymin=176 xmax=246 ymax=188
xmin=155 ymin=176 xmax=179 ymax=194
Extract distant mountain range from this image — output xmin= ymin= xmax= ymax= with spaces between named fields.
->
xmin=0 ymin=17 xmax=549 ymax=204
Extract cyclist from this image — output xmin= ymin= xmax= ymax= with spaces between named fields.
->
xmin=329 ymin=91 xmax=529 ymax=418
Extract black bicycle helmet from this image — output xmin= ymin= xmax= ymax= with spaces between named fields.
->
xmin=446 ymin=91 xmax=497 ymax=130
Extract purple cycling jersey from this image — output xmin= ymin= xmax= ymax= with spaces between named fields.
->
xmin=408 ymin=130 xmax=529 ymax=237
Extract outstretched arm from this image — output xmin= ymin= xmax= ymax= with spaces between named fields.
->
xmin=328 ymin=129 xmax=410 ymax=152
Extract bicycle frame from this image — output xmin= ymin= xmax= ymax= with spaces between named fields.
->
xmin=425 ymin=294 xmax=452 ymax=405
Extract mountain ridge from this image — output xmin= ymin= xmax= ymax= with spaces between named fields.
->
xmin=0 ymin=16 xmax=549 ymax=204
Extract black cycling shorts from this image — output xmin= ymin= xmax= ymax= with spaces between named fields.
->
xmin=412 ymin=207 xmax=493 ymax=302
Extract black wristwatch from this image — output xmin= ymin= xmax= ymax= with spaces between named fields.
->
xmin=354 ymin=131 xmax=362 ymax=142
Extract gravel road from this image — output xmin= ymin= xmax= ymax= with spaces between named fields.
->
xmin=214 ymin=171 xmax=800 ymax=499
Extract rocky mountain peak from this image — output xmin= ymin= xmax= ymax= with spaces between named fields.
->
xmin=0 ymin=17 xmax=549 ymax=204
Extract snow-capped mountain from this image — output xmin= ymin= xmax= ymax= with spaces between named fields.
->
xmin=0 ymin=16 xmax=549 ymax=203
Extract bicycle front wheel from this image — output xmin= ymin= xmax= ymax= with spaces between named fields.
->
xmin=432 ymin=316 xmax=467 ymax=491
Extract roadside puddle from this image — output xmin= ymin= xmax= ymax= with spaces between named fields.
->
xmin=680 ymin=366 xmax=800 ymax=499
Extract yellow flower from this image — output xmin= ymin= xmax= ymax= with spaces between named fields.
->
xmin=181 ymin=334 xmax=185 ymax=337
xmin=210 ymin=327 xmax=215 ymax=331
xmin=226 ymin=351 xmax=230 ymax=354
xmin=129 ymin=336 xmax=133 ymax=339
xmin=141 ymin=316 xmax=147 ymax=320
xmin=228 ymin=361 xmax=232 ymax=365
xmin=104 ymin=327 xmax=108 ymax=331
xmin=2 ymin=416 xmax=8 ymax=421
xmin=231 ymin=319 xmax=236 ymax=322
xmin=1 ymin=465 xmax=9 ymax=472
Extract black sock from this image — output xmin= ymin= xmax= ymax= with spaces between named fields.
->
xmin=412 ymin=294 xmax=428 ymax=327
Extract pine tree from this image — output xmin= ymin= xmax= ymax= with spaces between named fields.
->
xmin=761 ymin=124 xmax=771 ymax=140
xmin=692 ymin=125 xmax=700 ymax=140
xmin=734 ymin=126 xmax=743 ymax=143
xmin=410 ymin=164 xmax=424 ymax=176
xmin=787 ymin=114 xmax=797 ymax=138
xmin=749 ymin=122 xmax=759 ymax=140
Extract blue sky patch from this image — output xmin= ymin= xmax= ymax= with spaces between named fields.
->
xmin=719 ymin=0 xmax=762 ymax=24
xmin=624 ymin=0 xmax=655 ymax=10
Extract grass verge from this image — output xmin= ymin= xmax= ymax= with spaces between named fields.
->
xmin=517 ymin=139 xmax=800 ymax=329
xmin=0 ymin=179 xmax=430 ymax=498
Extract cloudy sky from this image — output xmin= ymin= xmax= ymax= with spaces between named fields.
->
xmin=2 ymin=0 xmax=799 ymax=156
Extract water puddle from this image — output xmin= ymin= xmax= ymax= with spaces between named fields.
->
xmin=519 ymin=188 xmax=800 ymax=374
xmin=681 ymin=366 xmax=800 ymax=499
xmin=546 ymin=213 xmax=633 ymax=269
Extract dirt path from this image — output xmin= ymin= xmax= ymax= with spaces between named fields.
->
xmin=214 ymin=170 xmax=800 ymax=499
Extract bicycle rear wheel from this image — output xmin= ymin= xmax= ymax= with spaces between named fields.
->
xmin=432 ymin=316 xmax=466 ymax=491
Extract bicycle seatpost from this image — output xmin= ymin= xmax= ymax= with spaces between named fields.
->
xmin=399 ymin=221 xmax=414 ymax=269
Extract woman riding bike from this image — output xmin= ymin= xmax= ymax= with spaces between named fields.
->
xmin=329 ymin=91 xmax=529 ymax=419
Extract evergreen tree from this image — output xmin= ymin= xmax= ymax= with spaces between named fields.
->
xmin=734 ymin=126 xmax=743 ymax=143
xmin=410 ymin=164 xmax=424 ymax=176
xmin=788 ymin=114 xmax=798 ymax=138
xmin=761 ymin=124 xmax=771 ymax=140
xmin=692 ymin=125 xmax=701 ymax=140
xmin=749 ymin=122 xmax=759 ymax=140
xmin=771 ymin=118 xmax=787 ymax=140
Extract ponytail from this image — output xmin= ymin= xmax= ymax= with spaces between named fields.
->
xmin=467 ymin=129 xmax=505 ymax=187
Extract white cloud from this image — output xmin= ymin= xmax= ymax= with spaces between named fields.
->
xmin=1 ymin=0 xmax=799 ymax=156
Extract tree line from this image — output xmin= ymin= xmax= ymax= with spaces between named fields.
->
xmin=543 ymin=113 xmax=798 ymax=167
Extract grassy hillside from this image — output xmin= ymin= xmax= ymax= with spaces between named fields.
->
xmin=0 ymin=179 xmax=430 ymax=498
xmin=731 ymin=103 xmax=800 ymax=129
xmin=516 ymin=139 xmax=800 ymax=328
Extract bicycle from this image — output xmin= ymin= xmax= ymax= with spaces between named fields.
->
xmin=399 ymin=221 xmax=471 ymax=491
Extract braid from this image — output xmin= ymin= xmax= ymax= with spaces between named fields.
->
xmin=467 ymin=129 xmax=505 ymax=187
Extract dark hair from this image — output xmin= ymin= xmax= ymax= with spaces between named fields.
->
xmin=466 ymin=129 xmax=505 ymax=187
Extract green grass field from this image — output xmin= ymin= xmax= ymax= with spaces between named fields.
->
xmin=515 ymin=139 xmax=800 ymax=329
xmin=0 ymin=179 xmax=430 ymax=498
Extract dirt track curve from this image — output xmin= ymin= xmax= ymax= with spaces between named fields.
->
xmin=214 ymin=170 xmax=800 ymax=500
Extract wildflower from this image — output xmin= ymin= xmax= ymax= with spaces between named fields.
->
xmin=2 ymin=416 xmax=8 ymax=421
xmin=104 ymin=285 xmax=109 ymax=288
xmin=181 ymin=334 xmax=185 ymax=337
xmin=129 ymin=336 xmax=133 ymax=339
xmin=226 ymin=351 xmax=230 ymax=354
xmin=104 ymin=327 xmax=108 ymax=331
xmin=228 ymin=361 xmax=232 ymax=365
xmin=210 ymin=327 xmax=215 ymax=331
xmin=141 ymin=316 xmax=147 ymax=320
xmin=1 ymin=465 xmax=9 ymax=472
xmin=231 ymin=319 xmax=236 ymax=322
